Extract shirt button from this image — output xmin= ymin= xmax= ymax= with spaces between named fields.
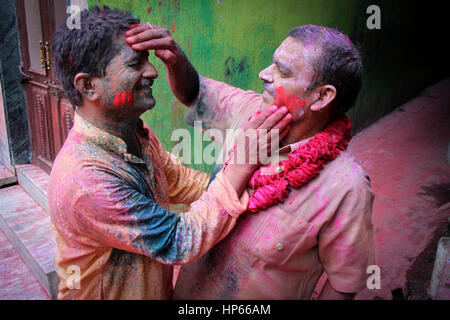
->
xmin=275 ymin=243 xmax=283 ymax=251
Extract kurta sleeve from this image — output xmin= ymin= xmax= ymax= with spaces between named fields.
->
xmin=71 ymin=165 xmax=249 ymax=266
xmin=318 ymin=175 xmax=376 ymax=293
xmin=155 ymin=133 xmax=210 ymax=206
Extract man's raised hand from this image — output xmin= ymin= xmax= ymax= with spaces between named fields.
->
xmin=125 ymin=24 xmax=180 ymax=65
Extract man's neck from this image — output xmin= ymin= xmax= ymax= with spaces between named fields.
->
xmin=280 ymin=118 xmax=328 ymax=148
xmin=77 ymin=105 xmax=139 ymax=144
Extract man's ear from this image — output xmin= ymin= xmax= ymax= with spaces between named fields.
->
xmin=310 ymin=85 xmax=336 ymax=112
xmin=74 ymin=73 xmax=98 ymax=102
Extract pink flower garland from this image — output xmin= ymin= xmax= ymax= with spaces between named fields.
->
xmin=247 ymin=114 xmax=352 ymax=213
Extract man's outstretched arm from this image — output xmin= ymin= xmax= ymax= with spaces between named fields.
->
xmin=125 ymin=24 xmax=263 ymax=139
xmin=125 ymin=24 xmax=199 ymax=106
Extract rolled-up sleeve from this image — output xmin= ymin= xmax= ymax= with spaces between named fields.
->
xmin=318 ymin=177 xmax=376 ymax=293
xmin=71 ymin=166 xmax=249 ymax=266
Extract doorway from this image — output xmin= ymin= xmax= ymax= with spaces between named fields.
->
xmin=15 ymin=0 xmax=86 ymax=175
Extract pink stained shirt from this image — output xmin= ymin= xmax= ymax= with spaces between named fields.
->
xmin=174 ymin=77 xmax=376 ymax=299
xmin=48 ymin=112 xmax=249 ymax=300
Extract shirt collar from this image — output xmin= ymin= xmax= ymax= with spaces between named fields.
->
xmin=73 ymin=111 xmax=147 ymax=165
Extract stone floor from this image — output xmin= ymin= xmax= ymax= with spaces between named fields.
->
xmin=0 ymin=78 xmax=449 ymax=300
xmin=0 ymin=228 xmax=49 ymax=300
xmin=0 ymin=163 xmax=16 ymax=188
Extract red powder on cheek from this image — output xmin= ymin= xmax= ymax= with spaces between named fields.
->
xmin=275 ymin=86 xmax=306 ymax=114
xmin=113 ymin=92 xmax=122 ymax=107
xmin=114 ymin=91 xmax=125 ymax=107
xmin=113 ymin=91 xmax=133 ymax=107
xmin=127 ymin=92 xmax=133 ymax=105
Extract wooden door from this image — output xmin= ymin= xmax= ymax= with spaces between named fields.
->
xmin=15 ymin=0 xmax=74 ymax=175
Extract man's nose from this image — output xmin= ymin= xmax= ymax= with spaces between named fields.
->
xmin=258 ymin=65 xmax=273 ymax=83
xmin=142 ymin=60 xmax=158 ymax=80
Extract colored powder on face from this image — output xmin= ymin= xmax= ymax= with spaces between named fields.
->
xmin=127 ymin=92 xmax=133 ymax=105
xmin=113 ymin=91 xmax=132 ymax=107
xmin=113 ymin=93 xmax=121 ymax=107
xmin=275 ymin=86 xmax=306 ymax=114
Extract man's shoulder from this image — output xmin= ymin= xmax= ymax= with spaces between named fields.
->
xmin=49 ymin=133 xmax=116 ymax=194
xmin=322 ymin=149 xmax=373 ymax=195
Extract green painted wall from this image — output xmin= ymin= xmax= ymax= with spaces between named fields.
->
xmin=88 ymin=0 xmax=448 ymax=173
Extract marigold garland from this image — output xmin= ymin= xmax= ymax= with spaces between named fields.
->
xmin=247 ymin=114 xmax=352 ymax=213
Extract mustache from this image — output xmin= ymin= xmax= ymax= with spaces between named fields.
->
xmin=136 ymin=79 xmax=154 ymax=89
xmin=263 ymin=83 xmax=275 ymax=96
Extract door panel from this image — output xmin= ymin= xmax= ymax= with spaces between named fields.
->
xmin=29 ymin=81 xmax=54 ymax=173
xmin=49 ymin=85 xmax=74 ymax=157
xmin=60 ymin=98 xmax=75 ymax=143
xmin=23 ymin=0 xmax=46 ymax=74
xmin=16 ymin=0 xmax=74 ymax=175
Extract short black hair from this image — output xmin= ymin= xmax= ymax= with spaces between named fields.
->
xmin=288 ymin=25 xmax=363 ymax=118
xmin=52 ymin=6 xmax=139 ymax=106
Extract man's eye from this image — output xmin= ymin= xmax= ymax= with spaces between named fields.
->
xmin=279 ymin=69 xmax=289 ymax=77
xmin=128 ymin=61 xmax=139 ymax=67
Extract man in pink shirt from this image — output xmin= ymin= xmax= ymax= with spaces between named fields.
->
xmin=126 ymin=24 xmax=375 ymax=299
xmin=48 ymin=6 xmax=291 ymax=299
